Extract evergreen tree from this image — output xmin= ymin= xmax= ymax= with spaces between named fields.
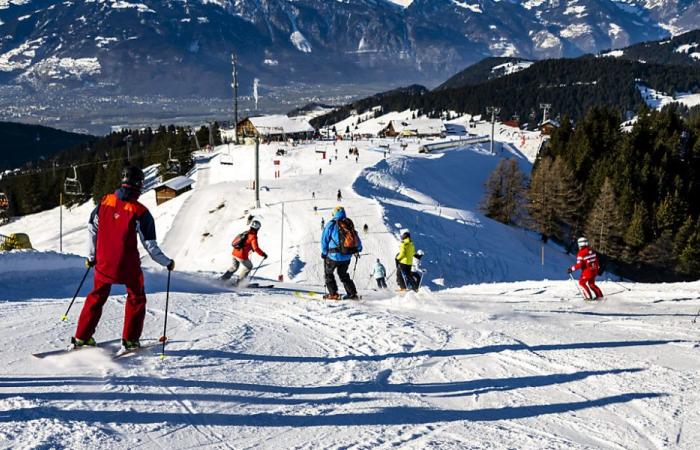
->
xmin=482 ymin=159 xmax=527 ymax=225
xmin=585 ymin=178 xmax=624 ymax=258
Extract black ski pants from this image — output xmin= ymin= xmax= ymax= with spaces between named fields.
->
xmin=375 ymin=277 xmax=387 ymax=289
xmin=324 ymin=258 xmax=357 ymax=296
xmin=396 ymin=260 xmax=415 ymax=290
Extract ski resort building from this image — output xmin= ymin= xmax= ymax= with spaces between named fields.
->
xmin=382 ymin=118 xmax=446 ymax=138
xmin=154 ymin=176 xmax=195 ymax=205
xmin=235 ymin=115 xmax=315 ymax=142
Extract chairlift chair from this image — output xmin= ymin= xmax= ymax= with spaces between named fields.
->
xmin=64 ymin=166 xmax=83 ymax=196
xmin=166 ymin=148 xmax=181 ymax=175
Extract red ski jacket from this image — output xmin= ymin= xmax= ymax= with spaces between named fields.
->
xmin=232 ymin=230 xmax=265 ymax=260
xmin=570 ymin=246 xmax=600 ymax=278
xmin=90 ymin=190 xmax=170 ymax=283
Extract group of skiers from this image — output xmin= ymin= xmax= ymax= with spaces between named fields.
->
xmin=70 ymin=165 xmax=603 ymax=353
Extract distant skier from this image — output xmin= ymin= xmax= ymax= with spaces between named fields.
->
xmin=363 ymin=223 xmax=369 ymax=233
xmin=321 ymin=217 xmax=325 ymax=229
xmin=319 ymin=168 xmax=322 ymax=175
xmin=73 ymin=166 xmax=174 ymax=351
xmin=312 ymin=191 xmax=315 ymax=199
xmin=337 ymin=189 xmax=342 ymax=202
xmin=395 ymin=229 xmax=417 ymax=291
xmin=411 ymin=250 xmax=425 ymax=290
xmin=320 ymin=206 xmax=362 ymax=300
xmin=567 ymin=236 xmax=604 ymax=300
xmin=371 ymin=258 xmax=387 ymax=289
xmin=222 ymin=220 xmax=268 ymax=286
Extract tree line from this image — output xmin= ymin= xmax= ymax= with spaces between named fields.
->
xmin=0 ymin=123 xmax=221 ymax=217
xmin=482 ymin=104 xmax=700 ymax=281
xmin=313 ymin=57 xmax=700 ymax=129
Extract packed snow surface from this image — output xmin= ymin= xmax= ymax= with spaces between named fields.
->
xmin=1 ymin=139 xmax=699 ymax=448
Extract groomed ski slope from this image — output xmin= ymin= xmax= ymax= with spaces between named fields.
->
xmin=1 ymin=139 xmax=699 ymax=449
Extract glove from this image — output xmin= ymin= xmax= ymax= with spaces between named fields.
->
xmin=261 ymin=252 xmax=268 ymax=259
xmin=566 ymin=268 xmax=573 ymax=274
xmin=85 ymin=258 xmax=96 ymax=268
xmin=321 ymin=254 xmax=327 ymax=260
xmin=167 ymin=260 xmax=175 ymax=271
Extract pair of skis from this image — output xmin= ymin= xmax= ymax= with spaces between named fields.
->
xmin=32 ymin=339 xmax=160 ymax=360
xmin=292 ymin=291 xmax=363 ymax=301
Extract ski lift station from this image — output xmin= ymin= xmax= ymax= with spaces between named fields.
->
xmin=154 ymin=176 xmax=194 ymax=205
xmin=224 ymin=115 xmax=314 ymax=143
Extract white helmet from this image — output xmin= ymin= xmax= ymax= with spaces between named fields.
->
xmin=250 ymin=220 xmax=261 ymax=230
xmin=400 ymin=228 xmax=410 ymax=237
xmin=577 ymin=237 xmax=589 ymax=248
xmin=416 ymin=249 xmax=424 ymax=257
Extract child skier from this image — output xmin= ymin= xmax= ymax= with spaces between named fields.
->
xmin=395 ymin=229 xmax=416 ymax=291
xmin=371 ymin=258 xmax=387 ymax=289
xmin=411 ymin=249 xmax=425 ymax=291
xmin=73 ymin=166 xmax=174 ymax=351
xmin=567 ymin=236 xmax=604 ymax=300
xmin=222 ymin=220 xmax=268 ymax=286
xmin=320 ymin=206 xmax=362 ymax=300
xmin=337 ymin=189 xmax=342 ymax=202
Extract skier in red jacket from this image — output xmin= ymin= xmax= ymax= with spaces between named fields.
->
xmin=221 ymin=220 xmax=267 ymax=286
xmin=73 ymin=166 xmax=174 ymax=350
xmin=567 ymin=236 xmax=604 ymax=300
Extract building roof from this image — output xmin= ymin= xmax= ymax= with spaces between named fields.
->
xmin=391 ymin=118 xmax=446 ymax=136
xmin=246 ymin=115 xmax=314 ymax=135
xmin=156 ymin=176 xmax=195 ymax=191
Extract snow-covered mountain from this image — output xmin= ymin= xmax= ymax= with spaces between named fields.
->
xmin=0 ymin=0 xmax=696 ymax=96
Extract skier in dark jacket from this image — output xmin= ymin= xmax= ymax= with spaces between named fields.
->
xmin=73 ymin=166 xmax=174 ymax=351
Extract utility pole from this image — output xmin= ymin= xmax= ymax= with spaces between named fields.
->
xmin=254 ymin=135 xmax=260 ymax=208
xmin=540 ymin=103 xmax=551 ymax=125
xmin=125 ymin=134 xmax=133 ymax=161
xmin=486 ymin=106 xmax=500 ymax=155
xmin=208 ymin=121 xmax=214 ymax=147
xmin=231 ymin=52 xmax=239 ymax=144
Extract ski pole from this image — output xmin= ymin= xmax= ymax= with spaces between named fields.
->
xmin=692 ymin=308 xmax=700 ymax=324
xmin=61 ymin=265 xmax=91 ymax=321
xmin=606 ymin=277 xmax=631 ymax=292
xmin=569 ymin=273 xmax=587 ymax=300
xmin=351 ymin=254 xmax=360 ymax=280
xmin=250 ymin=256 xmax=266 ymax=281
xmin=160 ymin=269 xmax=172 ymax=360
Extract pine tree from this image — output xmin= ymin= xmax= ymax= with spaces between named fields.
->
xmin=482 ymin=159 xmax=527 ymax=225
xmin=585 ymin=178 xmax=624 ymax=258
xmin=624 ymin=203 xmax=648 ymax=250
xmin=527 ymin=156 xmax=557 ymax=238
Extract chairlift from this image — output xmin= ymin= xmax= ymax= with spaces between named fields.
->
xmin=220 ymin=145 xmax=234 ymax=165
xmin=166 ymin=148 xmax=181 ymax=175
xmin=64 ymin=166 xmax=83 ymax=196
xmin=0 ymin=192 xmax=9 ymax=211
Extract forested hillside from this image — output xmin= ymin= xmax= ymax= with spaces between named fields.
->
xmin=530 ymin=105 xmax=700 ymax=281
xmin=313 ymin=57 xmax=700 ymax=128
xmin=0 ymin=124 xmax=220 ymax=217
xmin=0 ymin=122 xmax=94 ymax=171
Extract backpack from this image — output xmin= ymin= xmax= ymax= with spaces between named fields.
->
xmin=232 ymin=231 xmax=248 ymax=250
xmin=332 ymin=218 xmax=360 ymax=255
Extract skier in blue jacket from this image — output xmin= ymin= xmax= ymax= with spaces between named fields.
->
xmin=321 ymin=206 xmax=362 ymax=300
xmin=371 ymin=259 xmax=387 ymax=289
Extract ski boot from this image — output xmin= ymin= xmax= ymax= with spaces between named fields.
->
xmin=121 ymin=339 xmax=141 ymax=350
xmin=220 ymin=270 xmax=234 ymax=281
xmin=323 ymin=293 xmax=341 ymax=300
xmin=343 ymin=293 xmax=359 ymax=300
xmin=71 ymin=337 xmax=96 ymax=348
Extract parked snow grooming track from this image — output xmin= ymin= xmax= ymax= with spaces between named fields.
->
xmin=1 ymin=141 xmax=700 ymax=449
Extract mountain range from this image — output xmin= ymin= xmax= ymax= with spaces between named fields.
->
xmin=0 ymin=0 xmax=698 ymax=97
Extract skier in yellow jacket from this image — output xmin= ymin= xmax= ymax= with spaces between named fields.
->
xmin=395 ymin=228 xmax=417 ymax=291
